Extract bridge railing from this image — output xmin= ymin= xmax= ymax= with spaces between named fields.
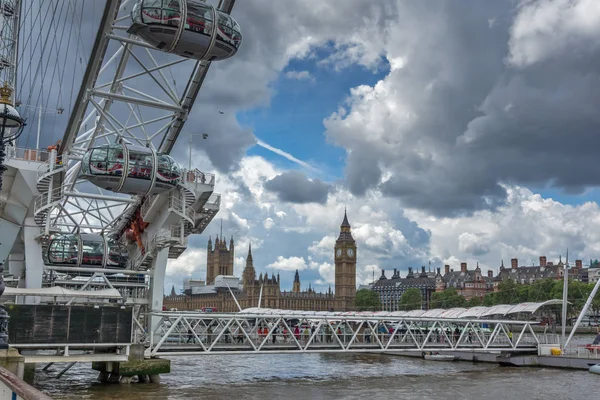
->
xmin=146 ymin=312 xmax=545 ymax=356
xmin=562 ymin=345 xmax=600 ymax=359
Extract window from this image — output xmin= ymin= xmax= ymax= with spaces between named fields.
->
xmin=81 ymin=237 xmax=104 ymax=266
xmin=90 ymin=146 xmax=109 ymax=174
xmin=48 ymin=235 xmax=78 ymax=265
xmin=186 ymin=1 xmax=212 ymax=34
xmin=106 ymin=145 xmax=124 ymax=176
xmin=128 ymin=149 xmax=153 ymax=180
xmin=107 ymin=241 xmax=128 ymax=268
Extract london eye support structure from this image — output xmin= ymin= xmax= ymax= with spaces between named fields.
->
xmin=2 ymin=0 xmax=241 ymax=339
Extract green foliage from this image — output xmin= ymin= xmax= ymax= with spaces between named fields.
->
xmin=467 ymin=296 xmax=482 ymax=307
xmin=355 ymin=289 xmax=381 ymax=311
xmin=399 ymin=288 xmax=422 ymax=310
xmin=483 ymin=292 xmax=497 ymax=306
xmin=430 ymin=288 xmax=466 ymax=309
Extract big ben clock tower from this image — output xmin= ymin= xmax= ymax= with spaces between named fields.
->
xmin=334 ymin=209 xmax=357 ymax=311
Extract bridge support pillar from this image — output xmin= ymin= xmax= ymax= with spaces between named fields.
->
xmin=91 ymin=344 xmax=170 ymax=384
xmin=22 ymin=218 xmax=44 ymax=305
xmin=148 ymin=247 xmax=168 ymax=332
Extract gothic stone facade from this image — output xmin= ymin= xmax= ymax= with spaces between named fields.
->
xmin=164 ymin=211 xmax=357 ymax=312
xmin=205 ymin=235 xmax=234 ymax=285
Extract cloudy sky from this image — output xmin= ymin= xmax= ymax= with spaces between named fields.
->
xmin=16 ymin=0 xmax=600 ymax=294
xmin=159 ymin=0 xmax=600 ymax=294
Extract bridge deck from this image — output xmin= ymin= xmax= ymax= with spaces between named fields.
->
xmin=146 ymin=311 xmax=555 ymax=357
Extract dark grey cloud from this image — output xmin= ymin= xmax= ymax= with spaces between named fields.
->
xmin=324 ymin=0 xmax=600 ymax=217
xmin=264 ymin=171 xmax=331 ymax=204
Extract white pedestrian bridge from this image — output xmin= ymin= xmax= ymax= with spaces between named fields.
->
xmin=146 ymin=300 xmax=563 ymax=357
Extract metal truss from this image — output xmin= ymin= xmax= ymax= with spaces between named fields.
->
xmin=33 ymin=0 xmax=235 ymax=236
xmin=146 ymin=312 xmax=551 ymax=357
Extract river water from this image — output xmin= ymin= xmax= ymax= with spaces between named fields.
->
xmin=33 ymin=350 xmax=600 ymax=400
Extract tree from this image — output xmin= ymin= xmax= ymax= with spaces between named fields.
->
xmin=495 ymin=279 xmax=519 ymax=304
xmin=399 ymin=288 xmax=422 ymax=310
xmin=430 ymin=288 xmax=467 ymax=308
xmin=483 ymin=292 xmax=497 ymax=306
xmin=467 ymin=296 xmax=482 ymax=307
xmin=355 ymin=289 xmax=381 ymax=311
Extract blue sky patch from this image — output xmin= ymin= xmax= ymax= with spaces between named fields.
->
xmin=238 ymin=49 xmax=389 ymax=181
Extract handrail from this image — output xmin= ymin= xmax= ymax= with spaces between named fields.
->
xmin=36 ymin=154 xmax=65 ymax=180
xmin=5 ymin=145 xmax=51 ymax=163
xmin=182 ymin=168 xmax=215 ymax=186
xmin=205 ymin=193 xmax=221 ymax=208
xmin=168 ymin=194 xmax=195 ymax=222
xmin=0 ymin=366 xmax=53 ymax=400
xmin=34 ymin=187 xmax=63 ymax=212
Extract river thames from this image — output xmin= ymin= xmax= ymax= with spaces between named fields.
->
xmin=33 ymin=352 xmax=600 ymax=400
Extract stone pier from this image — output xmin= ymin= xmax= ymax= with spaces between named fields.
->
xmin=0 ymin=348 xmax=24 ymax=379
xmin=92 ymin=345 xmax=170 ymax=384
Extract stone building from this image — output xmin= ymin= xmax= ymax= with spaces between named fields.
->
xmin=163 ymin=211 xmax=357 ymax=312
xmin=372 ymin=266 xmax=437 ymax=311
xmin=205 ymin=235 xmax=234 ymax=284
xmin=435 ymin=262 xmax=497 ymax=300
xmin=496 ymin=257 xmax=567 ymax=284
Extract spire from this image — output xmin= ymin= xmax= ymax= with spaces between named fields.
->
xmin=170 ymin=285 xmax=176 ymax=296
xmin=247 ymin=243 xmax=253 ymax=262
xmin=293 ymin=269 xmax=301 ymax=293
xmin=338 ymin=209 xmax=354 ymax=241
xmin=220 ymin=218 xmax=223 ymax=239
xmin=230 ymin=235 xmax=234 ymax=246
xmin=341 ymin=208 xmax=350 ymax=228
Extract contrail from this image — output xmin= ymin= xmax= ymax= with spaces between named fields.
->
xmin=256 ymin=139 xmax=319 ymax=172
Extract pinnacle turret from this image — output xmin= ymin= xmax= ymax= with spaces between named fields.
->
xmin=247 ymin=243 xmax=253 ymax=261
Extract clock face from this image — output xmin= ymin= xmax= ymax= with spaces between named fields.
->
xmin=347 ymin=248 xmax=354 ymax=257
xmin=336 ymin=249 xmax=342 ymax=257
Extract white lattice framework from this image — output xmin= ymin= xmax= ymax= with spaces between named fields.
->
xmin=33 ymin=0 xmax=235 ymax=237
xmin=145 ymin=311 xmax=555 ymax=357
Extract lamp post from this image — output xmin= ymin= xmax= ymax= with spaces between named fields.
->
xmin=0 ymin=82 xmax=24 ymax=347
xmin=188 ymin=132 xmax=208 ymax=171
xmin=0 ymin=82 xmax=26 ymax=191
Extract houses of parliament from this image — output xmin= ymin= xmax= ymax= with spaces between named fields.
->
xmin=163 ymin=211 xmax=358 ymax=312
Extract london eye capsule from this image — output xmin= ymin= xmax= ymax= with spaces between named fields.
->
xmin=80 ymin=144 xmax=182 ymax=195
xmin=46 ymin=233 xmax=129 ymax=269
xmin=129 ymin=0 xmax=242 ymax=61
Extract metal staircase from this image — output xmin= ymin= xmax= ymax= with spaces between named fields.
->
xmin=33 ymin=152 xmax=66 ymax=226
